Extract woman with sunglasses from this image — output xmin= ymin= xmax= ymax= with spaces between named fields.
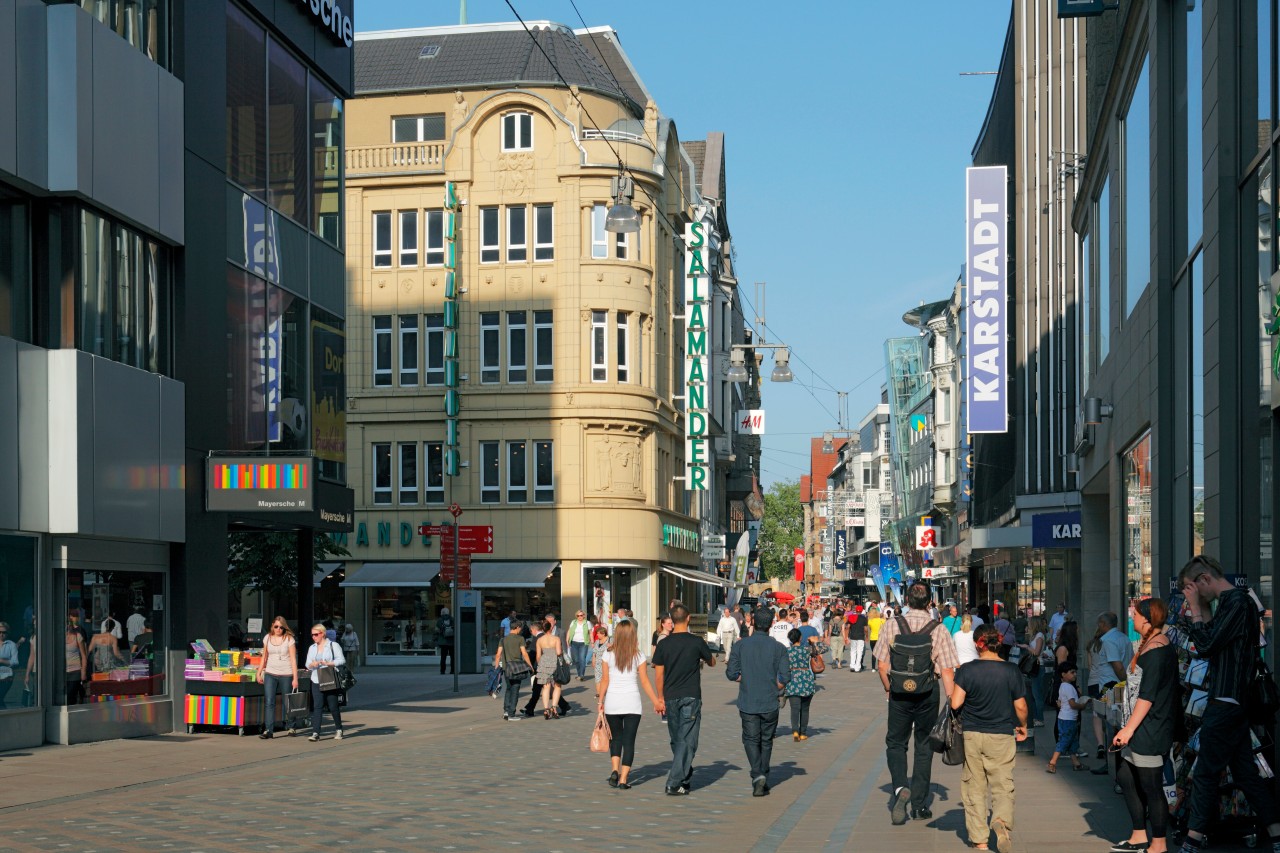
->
xmin=1110 ymin=598 xmax=1176 ymax=853
xmin=257 ymin=616 xmax=299 ymax=738
xmin=566 ymin=610 xmax=593 ymax=681
xmin=304 ymin=623 xmax=346 ymax=741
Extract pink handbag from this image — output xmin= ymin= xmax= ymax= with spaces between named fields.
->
xmin=589 ymin=711 xmax=611 ymax=753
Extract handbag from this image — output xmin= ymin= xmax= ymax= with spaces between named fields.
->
xmin=1249 ymin=657 xmax=1280 ymax=724
xmin=928 ymin=706 xmax=965 ymax=766
xmin=504 ymin=660 xmax=533 ymax=681
xmin=589 ymin=711 xmax=611 ymax=753
xmin=809 ymin=648 xmax=826 ymax=674
xmin=1018 ymin=653 xmax=1040 ymax=677
xmin=337 ymin=664 xmax=356 ymax=692
xmin=554 ymin=659 xmax=572 ymax=685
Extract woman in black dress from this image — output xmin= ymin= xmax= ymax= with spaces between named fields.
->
xmin=1110 ymin=598 xmax=1177 ymax=853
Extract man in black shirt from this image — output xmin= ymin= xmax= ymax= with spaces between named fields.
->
xmin=652 ymin=603 xmax=716 ymax=796
xmin=1179 ymin=555 xmax=1280 ymax=853
xmin=951 ymin=624 xmax=1028 ymax=853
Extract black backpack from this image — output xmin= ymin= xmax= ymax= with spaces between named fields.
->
xmin=888 ymin=616 xmax=940 ymax=695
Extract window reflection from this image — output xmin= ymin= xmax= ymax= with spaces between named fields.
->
xmin=1257 ymin=156 xmax=1274 ymax=608
xmin=1123 ymin=432 xmax=1153 ymax=603
xmin=58 ymin=568 xmax=165 ymax=706
xmin=76 ymin=0 xmax=169 ymax=67
xmin=79 ymin=209 xmax=170 ymax=373
xmin=268 ymin=41 xmax=309 ymax=226
xmin=311 ymin=77 xmax=343 ymax=248
xmin=1124 ymin=58 xmax=1151 ymax=318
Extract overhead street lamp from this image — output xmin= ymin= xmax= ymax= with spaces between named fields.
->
xmin=727 ymin=343 xmax=793 ymax=383
xmin=604 ymin=170 xmax=641 ymax=234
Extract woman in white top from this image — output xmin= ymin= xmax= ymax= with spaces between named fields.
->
xmin=953 ymin=614 xmax=980 ymax=666
xmin=304 ymin=623 xmax=346 ymax=742
xmin=257 ymin=616 xmax=299 ymax=738
xmin=596 ymin=620 xmax=660 ymax=789
xmin=1016 ymin=616 xmax=1049 ymax=726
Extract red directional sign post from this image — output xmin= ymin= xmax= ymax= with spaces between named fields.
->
xmin=457 ymin=525 xmax=494 ymax=554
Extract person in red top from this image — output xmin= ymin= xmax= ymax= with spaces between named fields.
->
xmin=846 ymin=607 xmax=868 ymax=672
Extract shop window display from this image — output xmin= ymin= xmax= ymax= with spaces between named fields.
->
xmin=58 ymin=569 xmax=165 ymax=706
xmin=0 ymin=536 xmax=37 ymax=710
xmin=480 ymin=567 xmax=563 ymax=652
xmin=1123 ymin=433 xmax=1153 ymax=608
xmin=369 ymin=583 xmax=448 ymax=656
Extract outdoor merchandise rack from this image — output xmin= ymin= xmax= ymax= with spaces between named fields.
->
xmin=182 ymin=640 xmax=290 ymax=736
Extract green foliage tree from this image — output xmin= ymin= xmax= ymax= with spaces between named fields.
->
xmin=228 ymin=531 xmax=349 ymax=613
xmin=758 ymin=480 xmax=803 ymax=582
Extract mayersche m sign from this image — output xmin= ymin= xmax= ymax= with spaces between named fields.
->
xmin=965 ymin=165 xmax=1008 ymax=434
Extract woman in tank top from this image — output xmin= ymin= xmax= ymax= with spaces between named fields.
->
xmin=64 ymin=619 xmax=88 ymax=705
xmin=257 ymin=616 xmax=299 ymax=738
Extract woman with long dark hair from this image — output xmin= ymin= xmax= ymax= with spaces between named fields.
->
xmin=596 ymin=619 xmax=660 ymax=789
xmin=1050 ymin=620 xmax=1080 ymax=742
xmin=1110 ymin=599 xmax=1176 ymax=853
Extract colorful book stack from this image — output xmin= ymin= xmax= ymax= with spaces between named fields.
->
xmin=129 ymin=661 xmax=150 ymax=679
xmin=108 ymin=667 xmax=132 ymax=681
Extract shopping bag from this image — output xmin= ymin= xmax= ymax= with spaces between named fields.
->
xmin=284 ymin=690 xmax=309 ymax=723
xmin=589 ymin=711 xmax=611 ymax=753
xmin=316 ymin=666 xmax=340 ymax=693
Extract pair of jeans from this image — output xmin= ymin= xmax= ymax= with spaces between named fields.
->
xmin=570 ymin=641 xmax=588 ymax=678
xmin=740 ymin=709 xmax=780 ymax=781
xmin=1054 ymin=718 xmax=1080 ymax=756
xmin=1118 ymin=757 xmax=1169 ymax=839
xmin=960 ymin=731 xmax=1016 ymax=845
xmin=1187 ymin=700 xmax=1277 ymax=834
xmin=262 ymin=672 xmax=293 ymax=733
xmin=665 ymin=696 xmax=702 ymax=789
xmin=1025 ymin=670 xmax=1047 ymax=722
xmin=828 ymin=635 xmax=845 ymax=666
xmin=310 ymin=682 xmax=342 ymax=735
xmin=607 ymin=713 xmax=641 ymax=766
xmin=848 ymin=639 xmax=866 ymax=672
xmin=439 ymin=642 xmax=454 ymax=674
xmin=885 ymin=687 xmax=940 ymax=808
xmin=719 ymin=633 xmax=736 ymax=661
xmin=502 ymin=677 xmax=522 ymax=717
xmin=788 ymin=694 xmax=813 ymax=734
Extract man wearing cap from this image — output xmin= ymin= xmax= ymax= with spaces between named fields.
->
xmin=727 ymin=608 xmax=792 ymax=798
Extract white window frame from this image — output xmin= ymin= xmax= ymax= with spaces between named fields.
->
xmin=591 ymin=204 xmax=608 ymax=259
xmin=617 ymin=311 xmax=630 ymax=383
xmin=591 ymin=310 xmax=607 ymax=382
xmin=372 ymin=212 xmax=392 ymax=268
xmin=480 ymin=311 xmax=500 ymax=384
xmin=399 ymin=314 xmax=419 ymax=386
xmin=398 ymin=442 xmax=418 ymax=504
xmin=425 ymin=209 xmax=444 ymax=266
xmin=372 ymin=442 xmax=392 ymax=505
xmin=534 ymin=203 xmax=554 ymax=261
xmin=507 ymin=310 xmax=527 ymax=383
xmin=480 ymin=206 xmax=500 ymax=264
xmin=507 ymin=440 xmax=528 ymax=503
xmin=506 ymin=205 xmax=527 ymax=262
xmin=534 ymin=310 xmax=553 ymax=383
xmin=392 ymin=113 xmax=445 ymax=143
xmin=373 ymin=315 xmax=392 ymax=387
xmin=425 ymin=313 xmax=444 ymax=385
xmin=480 ymin=440 xmax=500 ymax=503
xmin=501 ymin=111 xmax=533 ymax=151
xmin=398 ymin=210 xmax=418 ymax=266
xmin=424 ymin=441 xmax=444 ymax=504
xmin=535 ymin=440 xmax=554 ymax=503
xmin=615 ymin=229 xmax=629 ymax=260
xmin=637 ymin=314 xmax=645 ymax=386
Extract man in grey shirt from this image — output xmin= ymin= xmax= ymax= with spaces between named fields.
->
xmin=727 ymin=609 xmax=792 ymax=797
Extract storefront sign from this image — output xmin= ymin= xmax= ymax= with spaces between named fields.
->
xmin=835 ymin=529 xmax=848 ymax=572
xmin=965 ymin=165 xmax=1008 ymax=433
xmin=206 ymin=457 xmax=313 ymax=511
xmin=662 ymin=523 xmax=700 ymax=552
xmin=683 ymin=221 xmax=711 ymax=491
xmin=1031 ymin=510 xmax=1083 ymax=548
xmin=292 ymin=0 xmax=354 ymax=47
xmin=915 ymin=525 xmax=938 ymax=552
xmin=738 ymin=409 xmax=765 ymax=435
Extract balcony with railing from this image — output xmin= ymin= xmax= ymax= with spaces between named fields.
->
xmin=579 ymin=128 xmax=654 ymax=167
xmin=346 ymin=142 xmax=446 ymax=176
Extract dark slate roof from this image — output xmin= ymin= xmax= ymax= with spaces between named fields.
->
xmin=682 ymin=140 xmax=706 ymax=189
xmin=573 ymin=27 xmax=649 ymax=111
xmin=355 ymin=22 xmax=641 ymax=116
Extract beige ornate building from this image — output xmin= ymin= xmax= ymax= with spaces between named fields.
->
xmin=336 ymin=22 xmax=739 ymax=665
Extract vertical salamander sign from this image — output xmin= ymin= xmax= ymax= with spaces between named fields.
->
xmin=684 ymin=221 xmax=711 ymax=491
xmin=965 ymin=165 xmax=1008 ymax=434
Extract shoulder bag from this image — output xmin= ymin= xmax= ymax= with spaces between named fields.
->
xmin=809 ymin=646 xmax=826 ymax=674
xmin=589 ymin=711 xmax=611 ymax=753
xmin=504 ymin=659 xmax=533 ymax=681
xmin=1250 ymin=657 xmax=1280 ymax=724
xmin=554 ymin=658 xmax=572 ymax=685
xmin=928 ymin=705 xmax=965 ymax=766
xmin=1018 ymin=651 xmax=1040 ymax=677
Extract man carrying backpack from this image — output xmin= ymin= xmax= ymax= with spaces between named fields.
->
xmin=874 ymin=582 xmax=959 ymax=826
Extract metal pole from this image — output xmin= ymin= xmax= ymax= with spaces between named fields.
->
xmin=452 ymin=521 xmax=460 ymax=694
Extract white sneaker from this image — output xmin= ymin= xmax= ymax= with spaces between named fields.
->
xmin=334 ymin=730 xmax=344 ymax=740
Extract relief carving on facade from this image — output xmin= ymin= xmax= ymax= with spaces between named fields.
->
xmin=586 ymin=429 xmax=645 ymax=499
xmin=496 ymin=153 xmax=534 ymax=196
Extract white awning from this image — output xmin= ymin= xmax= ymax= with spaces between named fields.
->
xmin=470 ymin=562 xmax=559 ymax=589
xmin=313 ymin=562 xmax=343 ymax=588
xmin=660 ymin=565 xmax=742 ymax=589
xmin=339 ymin=562 xmax=440 ymax=588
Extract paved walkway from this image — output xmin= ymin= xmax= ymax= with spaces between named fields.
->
xmin=0 ymin=663 xmax=1253 ymax=852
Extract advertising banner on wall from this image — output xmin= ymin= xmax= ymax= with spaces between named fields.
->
xmin=965 ymin=165 xmax=1008 ymax=433
xmin=835 ymin=529 xmax=848 ymax=573
xmin=728 ymin=532 xmax=750 ymax=607
xmin=683 ymin=220 xmax=712 ymax=491
xmin=311 ymin=320 xmax=346 ymax=464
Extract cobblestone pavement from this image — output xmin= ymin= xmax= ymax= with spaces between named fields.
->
xmin=0 ymin=663 xmax=1256 ymax=852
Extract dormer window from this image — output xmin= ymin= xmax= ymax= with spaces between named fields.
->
xmin=502 ymin=112 xmax=533 ymax=151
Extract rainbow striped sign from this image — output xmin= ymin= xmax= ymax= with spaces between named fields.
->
xmin=206 ymin=457 xmax=314 ymax=512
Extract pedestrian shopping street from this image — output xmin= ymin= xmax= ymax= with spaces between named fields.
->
xmin=0 ymin=664 xmax=1217 ymax=853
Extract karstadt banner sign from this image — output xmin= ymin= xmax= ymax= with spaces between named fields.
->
xmin=965 ymin=165 xmax=1008 ymax=433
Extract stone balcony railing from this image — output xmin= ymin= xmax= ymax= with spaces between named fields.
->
xmin=346 ymin=142 xmax=446 ymax=175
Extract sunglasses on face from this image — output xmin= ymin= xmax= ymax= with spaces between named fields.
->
xmin=311 ymin=631 xmax=324 ymax=636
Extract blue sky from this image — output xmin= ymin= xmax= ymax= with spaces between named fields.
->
xmin=358 ymin=0 xmax=1010 ymax=487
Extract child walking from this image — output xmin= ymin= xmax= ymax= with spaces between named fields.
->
xmin=1047 ymin=662 xmax=1089 ymax=772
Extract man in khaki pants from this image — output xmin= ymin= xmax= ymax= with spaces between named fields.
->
xmin=950 ymin=623 xmax=1029 ymax=852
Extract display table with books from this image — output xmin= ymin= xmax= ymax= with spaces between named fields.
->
xmin=183 ymin=640 xmax=294 ymax=736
